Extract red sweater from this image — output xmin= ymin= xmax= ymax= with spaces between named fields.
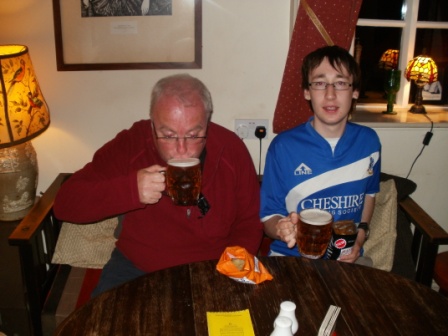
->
xmin=54 ymin=120 xmax=263 ymax=272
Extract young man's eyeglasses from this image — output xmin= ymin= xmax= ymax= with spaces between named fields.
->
xmin=308 ymin=81 xmax=352 ymax=91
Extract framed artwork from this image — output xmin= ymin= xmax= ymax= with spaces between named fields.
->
xmin=422 ymin=81 xmax=442 ymax=101
xmin=422 ymin=64 xmax=446 ymax=105
xmin=52 ymin=0 xmax=202 ymax=71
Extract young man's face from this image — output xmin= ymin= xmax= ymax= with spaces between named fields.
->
xmin=304 ymin=57 xmax=359 ymax=137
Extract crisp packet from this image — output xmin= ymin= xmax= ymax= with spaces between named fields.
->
xmin=216 ymin=246 xmax=273 ymax=284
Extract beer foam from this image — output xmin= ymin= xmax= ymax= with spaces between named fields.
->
xmin=299 ymin=209 xmax=332 ymax=225
xmin=167 ymin=158 xmax=200 ymax=167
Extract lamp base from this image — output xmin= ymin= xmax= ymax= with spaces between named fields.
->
xmin=0 ymin=142 xmax=38 ymax=221
xmin=409 ymin=83 xmax=427 ymax=114
xmin=409 ymin=104 xmax=427 ymax=114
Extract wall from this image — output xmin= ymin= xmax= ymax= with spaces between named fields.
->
xmin=0 ymin=0 xmax=290 ymax=189
xmin=375 ymin=126 xmax=448 ymax=254
xmin=1 ymin=1 xmax=447 ymax=251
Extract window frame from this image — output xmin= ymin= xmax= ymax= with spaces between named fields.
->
xmin=290 ymin=0 xmax=448 ymax=111
xmin=356 ymin=0 xmax=448 ymax=109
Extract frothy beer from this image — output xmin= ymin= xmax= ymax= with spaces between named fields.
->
xmin=297 ymin=209 xmax=333 ymax=259
xmin=166 ymin=158 xmax=201 ymax=206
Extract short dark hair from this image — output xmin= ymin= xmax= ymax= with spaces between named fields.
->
xmin=301 ymin=45 xmax=361 ymax=91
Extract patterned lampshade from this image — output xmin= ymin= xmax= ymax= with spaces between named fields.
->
xmin=404 ymin=55 xmax=438 ymax=114
xmin=378 ymin=49 xmax=399 ymax=70
xmin=0 ymin=45 xmax=50 ymax=149
xmin=404 ymin=55 xmax=438 ymax=84
xmin=0 ymin=45 xmax=50 ymax=221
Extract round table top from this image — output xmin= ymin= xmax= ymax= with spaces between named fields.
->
xmin=55 ymin=256 xmax=448 ymax=335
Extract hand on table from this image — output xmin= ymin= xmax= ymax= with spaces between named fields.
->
xmin=337 ymin=243 xmax=361 ymax=263
xmin=338 ymin=231 xmax=366 ymax=263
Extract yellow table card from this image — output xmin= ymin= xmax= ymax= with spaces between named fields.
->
xmin=207 ymin=309 xmax=255 ymax=336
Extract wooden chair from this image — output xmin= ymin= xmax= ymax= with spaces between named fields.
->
xmin=8 ymin=173 xmax=448 ymax=336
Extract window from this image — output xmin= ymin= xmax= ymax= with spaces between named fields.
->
xmin=355 ymin=0 xmax=448 ymax=108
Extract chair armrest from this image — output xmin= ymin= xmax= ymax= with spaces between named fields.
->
xmin=399 ymin=197 xmax=448 ymax=245
xmin=8 ymin=173 xmax=71 ymax=336
xmin=399 ymin=196 xmax=448 ymax=286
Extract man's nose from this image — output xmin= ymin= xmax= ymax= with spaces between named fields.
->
xmin=324 ymin=84 xmax=336 ymax=98
xmin=176 ymin=138 xmax=188 ymax=154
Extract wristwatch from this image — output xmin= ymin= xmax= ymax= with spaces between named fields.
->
xmin=358 ymin=222 xmax=370 ymax=240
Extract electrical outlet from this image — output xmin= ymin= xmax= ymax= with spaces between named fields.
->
xmin=235 ymin=119 xmax=269 ymax=139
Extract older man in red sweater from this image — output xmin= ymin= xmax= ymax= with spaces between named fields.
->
xmin=54 ymin=74 xmax=263 ymax=296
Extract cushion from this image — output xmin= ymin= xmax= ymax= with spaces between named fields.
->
xmin=363 ymin=179 xmax=398 ymax=271
xmin=52 ymin=218 xmax=118 ymax=269
xmin=380 ymin=173 xmax=417 ymax=279
xmin=380 ymin=172 xmax=416 ymax=200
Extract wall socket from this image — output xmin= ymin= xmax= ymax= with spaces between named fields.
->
xmin=234 ymin=119 xmax=269 ymax=140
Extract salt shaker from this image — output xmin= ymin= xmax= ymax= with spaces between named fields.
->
xmin=271 ymin=316 xmax=293 ymax=336
xmin=275 ymin=301 xmax=299 ymax=334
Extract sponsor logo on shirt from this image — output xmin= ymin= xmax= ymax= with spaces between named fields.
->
xmin=294 ymin=163 xmax=312 ymax=175
xmin=300 ymin=193 xmax=365 ymax=209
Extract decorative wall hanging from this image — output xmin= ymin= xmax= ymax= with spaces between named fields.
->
xmin=52 ymin=0 xmax=202 ymax=71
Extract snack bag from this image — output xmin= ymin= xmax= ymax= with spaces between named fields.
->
xmin=216 ymin=246 xmax=273 ymax=284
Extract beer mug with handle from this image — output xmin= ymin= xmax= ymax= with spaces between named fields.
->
xmin=166 ymin=158 xmax=201 ymax=206
xmin=296 ymin=209 xmax=333 ymax=259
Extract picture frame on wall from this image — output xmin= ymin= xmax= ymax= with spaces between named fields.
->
xmin=52 ymin=0 xmax=202 ymax=71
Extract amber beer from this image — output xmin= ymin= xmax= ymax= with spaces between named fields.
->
xmin=297 ymin=209 xmax=333 ymax=259
xmin=166 ymin=158 xmax=201 ymax=206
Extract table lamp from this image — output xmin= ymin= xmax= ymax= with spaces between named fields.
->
xmin=0 ymin=45 xmax=50 ymax=221
xmin=404 ymin=55 xmax=438 ymax=114
xmin=378 ymin=49 xmax=399 ymax=71
xmin=378 ymin=49 xmax=400 ymax=114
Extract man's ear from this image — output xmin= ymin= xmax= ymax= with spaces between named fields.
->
xmin=304 ymin=90 xmax=311 ymax=101
xmin=352 ymin=90 xmax=359 ymax=100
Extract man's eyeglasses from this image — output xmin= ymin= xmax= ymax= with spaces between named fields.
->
xmin=152 ymin=123 xmax=207 ymax=145
xmin=155 ymin=135 xmax=207 ymax=145
xmin=308 ymin=81 xmax=352 ymax=91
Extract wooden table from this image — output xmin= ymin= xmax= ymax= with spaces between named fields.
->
xmin=55 ymin=257 xmax=448 ymax=335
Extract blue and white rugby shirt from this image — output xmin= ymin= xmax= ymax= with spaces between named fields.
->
xmin=260 ymin=117 xmax=381 ymax=256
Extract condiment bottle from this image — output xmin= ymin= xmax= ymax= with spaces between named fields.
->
xmin=271 ymin=316 xmax=293 ymax=336
xmin=275 ymin=301 xmax=299 ymax=334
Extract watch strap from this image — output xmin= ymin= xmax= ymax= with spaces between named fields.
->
xmin=358 ymin=222 xmax=370 ymax=240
